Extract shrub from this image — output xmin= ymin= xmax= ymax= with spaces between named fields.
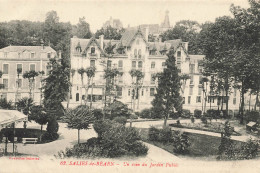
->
xmin=172 ymin=131 xmax=190 ymax=154
xmin=148 ymin=126 xmax=174 ymax=143
xmin=140 ymin=109 xmax=151 ymax=119
xmin=16 ymin=97 xmax=34 ymax=116
xmin=201 ymin=116 xmax=208 ymax=124
xmin=113 ymin=116 xmax=127 ymax=125
xmin=59 ymin=120 xmax=148 ymax=158
xmin=181 ymin=109 xmax=191 ymax=118
xmin=93 ymin=109 xmax=103 ymax=120
xmin=148 ymin=126 xmax=160 ymax=141
xmin=206 ymin=109 xmax=220 ymax=119
xmin=130 ymin=114 xmax=138 ymax=119
xmin=105 ymin=101 xmax=130 ymax=119
xmin=194 ymin=109 xmax=202 ymax=118
xmin=191 ymin=116 xmax=195 ymax=123
xmin=169 ymin=111 xmax=180 ymax=119
xmin=42 ymin=132 xmax=59 ymax=142
xmin=245 ymin=111 xmax=260 ymax=123
xmin=134 ymin=112 xmax=140 ymax=117
xmin=47 ymin=119 xmax=59 ymax=134
xmin=0 ymin=98 xmax=14 ymax=110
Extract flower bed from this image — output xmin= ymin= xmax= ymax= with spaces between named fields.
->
xmin=169 ymin=122 xmax=241 ymax=136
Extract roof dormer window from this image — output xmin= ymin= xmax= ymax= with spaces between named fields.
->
xmin=91 ymin=47 xmax=95 ymax=54
xmin=31 ymin=52 xmax=35 ymax=58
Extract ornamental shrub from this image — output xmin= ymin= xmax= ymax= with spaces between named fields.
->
xmin=148 ymin=126 xmax=160 ymax=141
xmin=140 ymin=109 xmax=151 ymax=119
xmin=181 ymin=109 xmax=191 ymax=118
xmin=194 ymin=109 xmax=202 ymax=118
xmin=113 ymin=116 xmax=127 ymax=125
xmin=172 ymin=131 xmax=190 ymax=154
xmin=245 ymin=111 xmax=260 ymax=123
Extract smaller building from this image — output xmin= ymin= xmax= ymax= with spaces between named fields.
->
xmin=0 ymin=45 xmax=56 ymax=104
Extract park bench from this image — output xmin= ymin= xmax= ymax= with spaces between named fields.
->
xmin=22 ymin=138 xmax=38 ymax=144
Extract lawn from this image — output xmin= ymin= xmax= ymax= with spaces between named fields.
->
xmin=138 ymin=128 xmax=245 ymax=160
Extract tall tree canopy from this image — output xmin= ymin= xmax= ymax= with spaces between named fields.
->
xmin=72 ymin=17 xmax=92 ymax=39
xmin=95 ymin=26 xmax=125 ymax=40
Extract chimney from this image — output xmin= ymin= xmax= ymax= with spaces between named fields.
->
xmin=145 ymin=27 xmax=149 ymax=41
xmin=99 ymin=35 xmax=104 ymax=50
xmin=183 ymin=42 xmax=188 ymax=52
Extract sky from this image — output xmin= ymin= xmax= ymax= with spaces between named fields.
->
xmin=0 ymin=0 xmax=250 ymax=32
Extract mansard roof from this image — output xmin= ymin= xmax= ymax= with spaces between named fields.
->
xmin=0 ymin=46 xmax=55 ymax=53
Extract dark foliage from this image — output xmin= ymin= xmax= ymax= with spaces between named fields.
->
xmin=0 ymin=98 xmax=14 ymax=110
xmin=113 ymin=116 xmax=127 ymax=125
xmin=194 ymin=109 xmax=202 ymax=118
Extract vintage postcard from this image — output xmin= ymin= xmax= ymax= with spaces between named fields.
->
xmin=0 ymin=0 xmax=259 ymax=172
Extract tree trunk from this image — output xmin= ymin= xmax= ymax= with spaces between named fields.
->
xmin=66 ymin=86 xmax=71 ymax=109
xmin=80 ymin=77 xmax=83 ymax=105
xmin=255 ymin=91 xmax=259 ymax=111
xmin=90 ymin=78 xmax=94 ymax=109
xmin=78 ymin=129 xmax=80 ymax=144
xmin=204 ymin=82 xmax=208 ymax=114
xmin=248 ymin=91 xmax=251 ymax=111
xmin=240 ymin=82 xmax=245 ymax=124
xmin=225 ymin=89 xmax=229 ymax=118
xmin=40 ymin=125 xmax=43 ymax=142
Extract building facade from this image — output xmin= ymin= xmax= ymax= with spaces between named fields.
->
xmin=69 ymin=27 xmax=244 ymax=113
xmin=103 ymin=17 xmax=123 ymax=30
xmin=0 ymin=45 xmax=56 ymax=104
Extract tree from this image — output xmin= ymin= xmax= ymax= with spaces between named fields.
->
xmin=30 ymin=105 xmax=48 ymax=141
xmin=72 ymin=17 xmax=92 ymax=39
xmin=152 ymin=49 xmax=183 ymax=127
xmin=129 ymin=69 xmax=144 ymax=113
xmin=15 ymin=68 xmax=22 ymax=104
xmin=67 ymin=69 xmax=76 ymax=108
xmin=104 ymin=100 xmax=130 ymax=120
xmin=43 ymin=58 xmax=70 ymax=119
xmin=38 ymin=71 xmax=45 ymax=105
xmin=95 ymin=26 xmax=125 ymax=40
xmin=85 ymin=66 xmax=96 ymax=108
xmin=16 ymin=97 xmax=34 ymax=117
xmin=63 ymin=106 xmax=94 ymax=144
xmin=77 ymin=68 xmax=85 ymax=105
xmin=201 ymin=76 xmax=209 ymax=114
xmin=23 ymin=70 xmax=39 ymax=100
xmin=161 ymin=20 xmax=201 ymax=54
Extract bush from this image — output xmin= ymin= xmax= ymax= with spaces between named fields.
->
xmin=1 ymin=128 xmax=40 ymax=143
xmin=59 ymin=120 xmax=148 ymax=158
xmin=148 ymin=126 xmax=174 ymax=144
xmin=41 ymin=132 xmax=59 ymax=142
xmin=93 ymin=109 xmax=103 ymax=120
xmin=172 ymin=131 xmax=190 ymax=154
xmin=206 ymin=109 xmax=220 ymax=119
xmin=105 ymin=101 xmax=130 ymax=120
xmin=181 ymin=109 xmax=191 ymax=118
xmin=140 ymin=109 xmax=151 ymax=119
xmin=130 ymin=114 xmax=138 ymax=119
xmin=194 ymin=109 xmax=202 ymax=118
xmin=0 ymin=98 xmax=14 ymax=110
xmin=47 ymin=120 xmax=59 ymax=133
xmin=113 ymin=116 xmax=127 ymax=125
xmin=245 ymin=111 xmax=260 ymax=123
xmin=191 ymin=116 xmax=195 ymax=123
xmin=201 ymin=116 xmax=208 ymax=124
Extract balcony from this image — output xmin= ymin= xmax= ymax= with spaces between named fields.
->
xmin=88 ymin=53 xmax=98 ymax=57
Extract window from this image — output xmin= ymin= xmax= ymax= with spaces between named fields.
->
xmin=47 ymin=53 xmax=51 ymax=59
xmin=31 ymin=53 xmax=35 ymax=58
xmin=16 ymin=79 xmax=22 ymax=88
xmin=118 ymin=75 xmax=123 ymax=83
xmin=1 ymin=93 xmax=7 ymax=99
xmin=198 ymin=87 xmax=202 ymax=95
xmin=128 ymin=89 xmax=131 ymax=96
xmin=142 ymin=89 xmax=144 ymax=96
xmin=46 ymin=65 xmax=51 ymax=75
xmin=151 ymin=74 xmax=155 ymax=84
xmin=82 ymin=95 xmax=85 ymax=100
xmin=233 ymin=98 xmax=236 ymax=105
xmin=196 ymin=96 xmax=201 ymax=103
xmin=118 ymin=60 xmax=123 ymax=69
xmin=3 ymin=79 xmax=8 ymax=89
xmin=17 ymin=64 xmax=22 ymax=74
xmin=107 ymin=60 xmax=112 ymax=68
xmin=30 ymin=64 xmax=36 ymax=71
xmin=132 ymin=61 xmax=136 ymax=69
xmin=138 ymin=49 xmax=141 ymax=58
xmin=91 ymin=47 xmax=95 ymax=54
xmin=199 ymin=76 xmax=203 ymax=84
xmin=183 ymin=97 xmax=185 ymax=104
xmin=117 ymin=87 xmax=122 ymax=97
xmin=134 ymin=49 xmax=137 ymax=57
xmin=138 ymin=61 xmax=142 ymax=69
xmin=190 ymin=75 xmax=194 ymax=85
xmin=177 ymin=51 xmax=181 ymax=57
xmin=150 ymin=88 xmax=155 ymax=96
xmin=76 ymin=93 xmax=79 ymax=102
xmin=189 ymin=64 xmax=195 ymax=73
xmin=151 ymin=62 xmax=155 ymax=69
xmin=3 ymin=64 xmax=8 ymax=74
xmin=162 ymin=62 xmax=166 ymax=67
xmin=189 ymin=87 xmax=193 ymax=95
xmin=90 ymin=60 xmax=95 ymax=67
xmin=188 ymin=96 xmax=191 ymax=104
xmin=233 ymin=88 xmax=237 ymax=97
